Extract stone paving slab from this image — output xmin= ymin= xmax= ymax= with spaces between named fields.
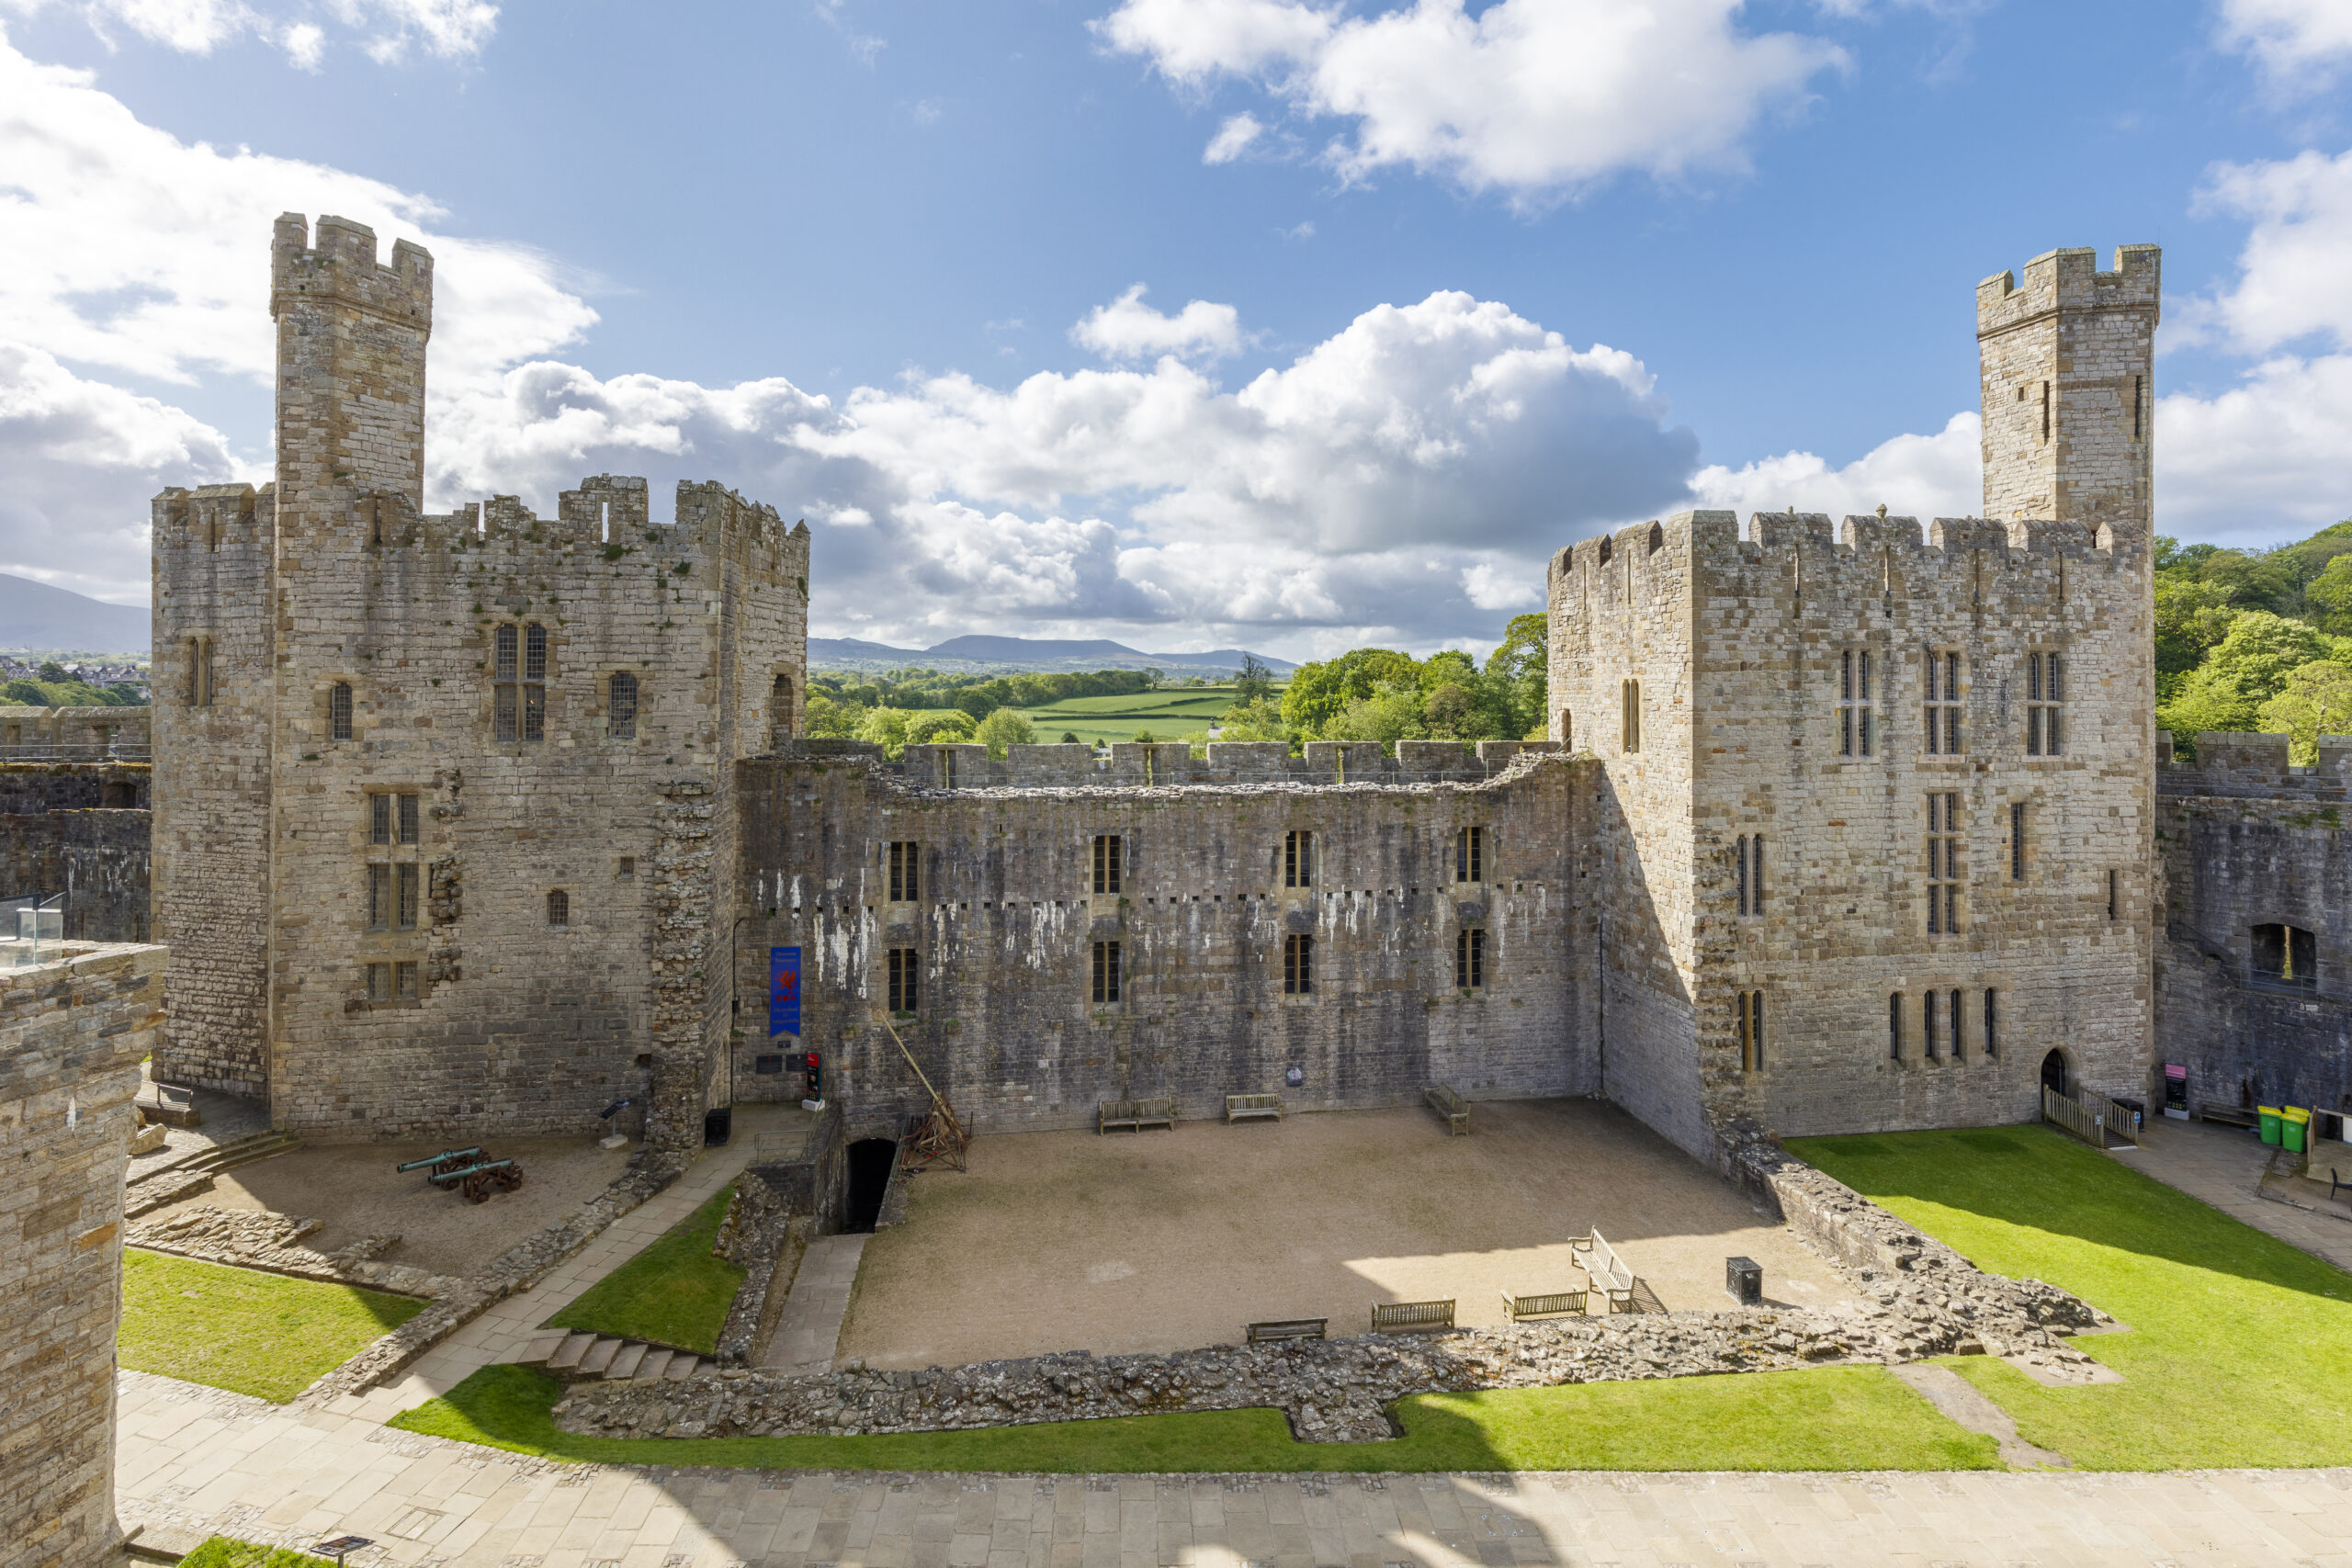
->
xmin=764 ymin=1233 xmax=869 ymax=1373
xmin=115 ymin=1370 xmax=2352 ymax=1567
xmin=2111 ymin=1116 xmax=2352 ymax=1273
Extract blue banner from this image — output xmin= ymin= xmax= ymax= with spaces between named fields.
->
xmin=769 ymin=946 xmax=801 ymax=1037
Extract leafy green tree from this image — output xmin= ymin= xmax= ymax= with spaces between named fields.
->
xmin=854 ymin=705 xmax=914 ymax=758
xmin=1213 ymin=697 xmax=1295 ymax=747
xmin=2196 ymin=549 xmax=2296 ymax=614
xmin=1132 ymin=727 xmax=1157 ymax=743
xmin=802 ymin=692 xmax=862 ymax=739
xmin=1233 ymin=653 xmax=1274 ymax=707
xmin=1323 ymin=682 xmax=1427 ymax=750
xmin=36 ymin=661 xmax=68 ymax=682
xmin=1060 ymin=730 xmax=1080 ymax=745
xmin=2257 ymin=660 xmax=2352 ymax=764
xmin=1419 ymin=649 xmax=1478 ymax=692
xmin=1423 ymin=682 xmax=1477 ymax=737
xmin=2306 ymin=553 xmax=2352 ymax=636
xmin=905 ymin=710 xmax=977 ymax=746
xmin=2158 ymin=666 xmax=2263 ymax=750
xmin=1280 ymin=649 xmax=1418 ymax=737
xmin=1 ymin=679 xmax=45 ymax=705
xmin=2154 ymin=576 xmax=2241 ymax=682
xmin=973 ymin=706 xmax=1035 ymax=758
xmin=2204 ymin=611 xmax=2334 ymax=706
xmin=1486 ymin=612 xmax=1548 ymax=738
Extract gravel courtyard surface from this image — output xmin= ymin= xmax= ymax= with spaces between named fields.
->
xmin=141 ymin=1135 xmax=633 ymax=1276
xmin=838 ymin=1098 xmax=1858 ymax=1369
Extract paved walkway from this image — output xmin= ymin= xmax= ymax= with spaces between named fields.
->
xmin=763 ymin=1234 xmax=868 ymax=1373
xmin=2110 ymin=1116 xmax=2352 ymax=1272
xmin=110 ymin=1371 xmax=2352 ymax=1567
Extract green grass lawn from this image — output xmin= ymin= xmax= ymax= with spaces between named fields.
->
xmin=1013 ymin=686 xmax=1245 ymax=746
xmin=390 ymin=1360 xmax=1994 ymax=1474
xmin=544 ymin=1185 xmax=743 ymax=1354
xmin=1792 ymin=1123 xmax=2352 ymax=1470
xmin=182 ymin=1540 xmax=334 ymax=1568
xmin=120 ymin=1249 xmax=426 ymax=1404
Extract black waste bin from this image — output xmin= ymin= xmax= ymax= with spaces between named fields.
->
xmin=2112 ymin=1096 xmax=2145 ymax=1134
xmin=1726 ymin=1255 xmax=1762 ymax=1306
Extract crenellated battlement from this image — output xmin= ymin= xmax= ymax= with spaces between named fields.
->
xmin=1550 ymin=508 xmax=2143 ymax=591
xmin=270 ymin=212 xmax=433 ymax=334
xmin=1976 ymin=244 xmax=2159 ymax=340
xmin=792 ymin=737 xmax=1569 ymax=792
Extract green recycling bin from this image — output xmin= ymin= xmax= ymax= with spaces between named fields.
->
xmin=2259 ymin=1106 xmax=2282 ymax=1145
xmin=2284 ymin=1106 xmax=2311 ymax=1154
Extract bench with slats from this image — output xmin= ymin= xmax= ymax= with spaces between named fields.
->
xmin=1371 ymin=1298 xmax=1456 ymax=1333
xmin=1099 ymin=1097 xmax=1176 ymax=1134
xmin=1226 ymin=1092 xmax=1283 ymax=1123
xmin=1246 ymin=1317 xmax=1327 ymax=1343
xmin=1571 ymin=1229 xmax=1640 ymax=1314
xmin=1424 ymin=1084 xmax=1469 ymax=1135
xmin=1500 ymin=1288 xmax=1588 ymax=1321
xmin=2199 ymin=1101 xmax=2259 ymax=1129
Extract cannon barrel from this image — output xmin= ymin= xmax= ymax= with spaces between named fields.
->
xmin=428 ymin=1158 xmax=515 ymax=1186
xmin=396 ymin=1145 xmax=481 ymax=1173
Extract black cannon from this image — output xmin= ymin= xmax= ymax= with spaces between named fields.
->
xmin=428 ymin=1157 xmax=525 ymax=1203
xmin=395 ymin=1146 xmax=482 ymax=1179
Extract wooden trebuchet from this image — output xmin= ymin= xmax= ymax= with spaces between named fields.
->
xmin=881 ymin=1013 xmax=969 ymax=1172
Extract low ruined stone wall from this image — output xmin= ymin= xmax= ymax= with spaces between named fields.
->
xmin=127 ymin=1207 xmax=461 ymax=1299
xmin=710 ymin=1170 xmax=805 ymax=1365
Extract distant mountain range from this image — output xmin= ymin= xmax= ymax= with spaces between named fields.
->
xmin=808 ymin=634 xmax=1296 ymax=677
xmin=0 ymin=575 xmax=149 ymax=654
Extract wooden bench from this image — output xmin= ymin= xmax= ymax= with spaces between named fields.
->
xmin=1424 ymin=1084 xmax=1469 ymax=1136
xmin=1099 ymin=1097 xmax=1176 ymax=1134
xmin=1246 ymin=1318 xmax=1327 ymax=1343
xmin=1500 ymin=1288 xmax=1588 ymax=1321
xmin=1226 ymin=1092 xmax=1284 ymax=1123
xmin=1372 ymin=1299 xmax=1455 ymax=1333
xmin=2199 ymin=1102 xmax=2260 ymax=1129
xmin=1572 ymin=1230 xmax=1639 ymax=1314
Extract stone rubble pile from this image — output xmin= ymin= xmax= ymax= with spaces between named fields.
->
xmin=128 ymin=1207 xmax=461 ymax=1299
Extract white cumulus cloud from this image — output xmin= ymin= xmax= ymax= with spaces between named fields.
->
xmin=2176 ymin=147 xmax=2352 ymax=356
xmin=2215 ymin=0 xmax=2352 ymax=95
xmin=0 ymin=0 xmax=497 ymax=63
xmin=1069 ymin=285 xmax=1247 ymax=363
xmin=1096 ymin=0 xmax=1849 ymax=199
xmin=1204 ymin=110 xmax=1265 ymax=163
xmin=1691 ymin=412 xmax=1981 ymax=525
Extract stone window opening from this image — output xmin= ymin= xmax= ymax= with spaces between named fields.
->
xmin=1620 ymin=679 xmax=1642 ymax=752
xmin=1092 ymin=834 xmax=1123 ymax=895
xmin=369 ymin=863 xmax=419 ymax=931
xmin=369 ymin=792 xmax=419 ymax=846
xmin=2108 ymin=869 xmax=2119 ymax=921
xmin=492 ymin=624 xmax=548 ymax=743
xmin=618 ymin=856 xmax=636 ymax=877
xmin=2026 ymin=651 xmax=2064 ymax=755
xmin=1736 ymin=835 xmax=1763 ymax=917
xmin=366 ymin=961 xmax=419 ymax=1002
xmin=2252 ymin=922 xmax=2317 ymax=994
xmin=1889 ymin=992 xmax=1905 ymax=1063
xmin=1924 ymin=649 xmax=1961 ymax=754
xmin=1284 ymin=829 xmax=1314 ymax=888
xmin=888 ymin=840 xmax=920 ymax=903
xmin=608 ymin=671 xmax=639 ymax=740
xmin=1559 ymin=708 xmax=1572 ymax=748
xmin=1283 ymin=932 xmax=1313 ymax=995
xmin=1924 ymin=989 xmax=1940 ymax=1060
xmin=1950 ymin=988 xmax=1964 ymax=1058
xmin=547 ymin=889 xmax=570 ymax=929
xmin=2010 ymin=802 xmax=2027 ymax=881
xmin=187 ymin=637 xmax=215 ymax=707
xmin=1455 ymin=928 xmax=1485 ymax=990
xmin=2040 ymin=379 xmax=2051 ymax=444
xmin=771 ymin=672 xmax=795 ymax=750
xmin=1091 ymin=940 xmax=1122 ymax=1005
xmin=1737 ymin=990 xmax=1764 ymax=1072
xmin=1456 ymin=825 xmax=1486 ymax=885
xmin=888 ymin=947 xmax=921 ymax=1013
xmin=1927 ymin=792 xmax=1961 ymax=934
xmin=328 ymin=682 xmax=354 ymax=741
xmin=1984 ymin=988 xmax=1998 ymax=1056
xmin=1838 ymin=649 xmax=1872 ymax=757
xmin=2133 ymin=375 xmax=2144 ymax=442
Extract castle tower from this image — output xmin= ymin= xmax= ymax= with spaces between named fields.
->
xmin=1977 ymin=245 xmax=2159 ymax=527
xmin=270 ymin=212 xmax=433 ymax=518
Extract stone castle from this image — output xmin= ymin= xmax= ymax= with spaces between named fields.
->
xmin=137 ymin=219 xmax=2176 ymax=1168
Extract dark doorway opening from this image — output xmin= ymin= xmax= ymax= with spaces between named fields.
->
xmin=2041 ymin=1049 xmax=2067 ymax=1099
xmin=844 ymin=1138 xmax=896 ymax=1233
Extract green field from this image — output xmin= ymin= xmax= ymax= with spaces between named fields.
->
xmin=1013 ymin=685 xmax=1246 ymax=745
xmin=120 ymin=1249 xmax=425 ymax=1403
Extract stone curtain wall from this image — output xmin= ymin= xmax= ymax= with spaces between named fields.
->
xmin=0 ymin=761 xmax=150 ymax=814
xmin=2156 ymin=735 xmax=2352 ymax=1116
xmin=152 ymin=482 xmax=277 ymax=1096
xmin=0 ymin=809 xmax=151 ymax=942
xmin=1977 ymin=246 xmax=2159 ymax=529
xmin=0 ymin=942 xmax=165 ymax=1568
xmin=0 ymin=710 xmax=153 ymax=756
xmin=732 ymin=748 xmax=1595 ymax=1134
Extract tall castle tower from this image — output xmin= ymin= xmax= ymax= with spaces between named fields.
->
xmin=1977 ymin=245 xmax=2160 ymax=527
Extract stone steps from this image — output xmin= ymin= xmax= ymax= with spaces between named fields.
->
xmin=517 ymin=1330 xmax=700 ymax=1382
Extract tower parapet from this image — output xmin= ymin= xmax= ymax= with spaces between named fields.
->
xmin=271 ymin=213 xmax=434 ymax=515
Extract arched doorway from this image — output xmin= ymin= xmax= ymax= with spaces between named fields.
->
xmin=2040 ymin=1049 xmax=2067 ymax=1099
xmin=842 ymin=1137 xmax=896 ymax=1233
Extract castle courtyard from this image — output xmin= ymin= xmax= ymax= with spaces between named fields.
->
xmin=837 ymin=1099 xmax=1859 ymax=1369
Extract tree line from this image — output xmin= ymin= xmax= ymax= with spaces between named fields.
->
xmin=2156 ymin=520 xmax=2352 ymax=761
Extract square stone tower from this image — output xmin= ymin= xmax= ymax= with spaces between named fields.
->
xmin=1548 ymin=247 xmax=2159 ymax=1160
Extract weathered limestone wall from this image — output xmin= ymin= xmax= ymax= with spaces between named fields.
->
xmin=0 ymin=942 xmax=166 ymax=1568
xmin=0 ymin=810 xmax=151 ymax=941
xmin=0 ymin=761 xmax=149 ymax=814
xmin=0 ymin=709 xmax=151 ymax=756
xmin=2155 ymin=734 xmax=2352 ymax=1116
xmin=732 ymin=745 xmax=1595 ymax=1135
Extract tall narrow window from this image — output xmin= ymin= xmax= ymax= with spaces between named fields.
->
xmin=1455 ymin=928 xmax=1485 ymax=989
xmin=1889 ymin=993 xmax=1905 ymax=1063
xmin=1283 ymin=933 xmax=1313 ymax=995
xmin=771 ymin=673 xmax=795 ymax=749
xmin=1092 ymin=940 xmax=1123 ymax=1004
xmin=328 ymin=682 xmax=353 ymax=741
xmin=368 ymin=864 xmax=391 ymax=931
xmin=368 ymin=792 xmax=419 ymax=846
xmin=187 ymin=637 xmax=215 ymax=707
xmin=1924 ymin=651 xmax=1960 ymax=755
xmin=524 ymin=625 xmax=548 ymax=741
xmin=1284 ymin=829 xmax=1313 ymax=888
xmin=1456 ymin=826 xmax=1485 ymax=885
xmin=1737 ymin=835 xmax=1748 ymax=916
xmin=2133 ymin=375 xmax=2145 ymax=441
xmin=367 ymin=963 xmax=392 ymax=1001
xmin=2041 ymin=379 xmax=2051 ymax=443
xmin=395 ymin=960 xmax=418 ymax=1000
xmin=396 ymin=865 xmax=418 ymax=930
xmin=888 ymin=841 xmax=920 ymax=903
xmin=1091 ymin=834 xmax=1123 ymax=895
xmin=1559 ymin=709 xmax=1572 ymax=748
xmin=1927 ymin=792 xmax=1960 ymax=934
xmin=547 ymin=889 xmax=569 ymax=928
xmin=2027 ymin=652 xmax=2064 ymax=756
xmin=2010 ymin=802 xmax=2026 ymax=881
xmin=1984 ymin=988 xmax=1998 ymax=1056
xmin=1950 ymin=988 xmax=1964 ymax=1058
xmin=399 ymin=793 xmax=418 ymax=845
xmin=1736 ymin=835 xmax=1764 ymax=917
xmin=2108 ymin=869 xmax=2119 ymax=921
xmin=608 ymin=671 xmax=639 ymax=740
xmin=888 ymin=947 xmax=921 ymax=1012
xmin=1924 ymin=989 xmax=1940 ymax=1060
xmin=1744 ymin=991 xmax=1765 ymax=1072
xmin=493 ymin=625 xmax=519 ymax=742
xmin=1621 ymin=679 xmax=1642 ymax=752
xmin=1838 ymin=650 xmax=1873 ymax=757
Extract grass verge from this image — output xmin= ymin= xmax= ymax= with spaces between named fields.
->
xmin=544 ymin=1184 xmax=743 ymax=1354
xmin=1792 ymin=1123 xmax=2352 ymax=1470
xmin=120 ymin=1248 xmax=425 ymax=1404
xmin=182 ymin=1540 xmax=334 ymax=1568
xmin=390 ymin=1360 xmax=1996 ymax=1473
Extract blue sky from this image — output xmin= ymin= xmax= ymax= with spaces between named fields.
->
xmin=3 ymin=0 xmax=2350 ymax=659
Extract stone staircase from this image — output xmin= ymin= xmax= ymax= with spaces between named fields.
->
xmin=519 ymin=1329 xmax=703 ymax=1382
xmin=124 ymin=1131 xmax=302 ymax=1218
